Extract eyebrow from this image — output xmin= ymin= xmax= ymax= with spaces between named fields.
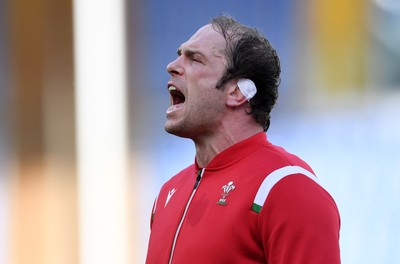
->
xmin=177 ymin=48 xmax=206 ymax=60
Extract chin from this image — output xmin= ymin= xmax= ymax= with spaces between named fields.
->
xmin=164 ymin=124 xmax=192 ymax=139
xmin=164 ymin=123 xmax=179 ymax=135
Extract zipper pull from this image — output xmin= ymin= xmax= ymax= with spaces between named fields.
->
xmin=193 ymin=169 xmax=203 ymax=189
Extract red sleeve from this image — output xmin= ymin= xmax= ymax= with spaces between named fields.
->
xmin=150 ymin=196 xmax=158 ymax=229
xmin=259 ymin=174 xmax=341 ymax=264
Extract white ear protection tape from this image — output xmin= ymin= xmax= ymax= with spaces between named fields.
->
xmin=237 ymin=78 xmax=257 ymax=101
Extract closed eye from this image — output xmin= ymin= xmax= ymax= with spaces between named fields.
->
xmin=177 ymin=48 xmax=205 ymax=64
xmin=191 ymin=57 xmax=202 ymax=63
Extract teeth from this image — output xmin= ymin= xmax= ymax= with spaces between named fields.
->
xmin=168 ymin=86 xmax=177 ymax=91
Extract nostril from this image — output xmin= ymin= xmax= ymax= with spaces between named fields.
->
xmin=168 ymin=67 xmax=180 ymax=76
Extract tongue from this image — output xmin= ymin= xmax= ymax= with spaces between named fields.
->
xmin=166 ymin=103 xmax=183 ymax=114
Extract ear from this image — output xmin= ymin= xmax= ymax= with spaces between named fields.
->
xmin=225 ymin=81 xmax=247 ymax=107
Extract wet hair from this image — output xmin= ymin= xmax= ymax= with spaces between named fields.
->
xmin=211 ymin=15 xmax=281 ymax=131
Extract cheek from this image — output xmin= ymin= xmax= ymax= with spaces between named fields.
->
xmin=197 ymin=90 xmax=225 ymax=115
xmin=192 ymin=67 xmax=224 ymax=88
xmin=187 ymin=69 xmax=226 ymax=104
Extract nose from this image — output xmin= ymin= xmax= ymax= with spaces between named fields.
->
xmin=166 ymin=57 xmax=183 ymax=76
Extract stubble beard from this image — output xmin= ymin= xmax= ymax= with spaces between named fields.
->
xmin=164 ymin=117 xmax=200 ymax=139
xmin=164 ymin=108 xmax=218 ymax=140
xmin=164 ymin=91 xmax=225 ymax=139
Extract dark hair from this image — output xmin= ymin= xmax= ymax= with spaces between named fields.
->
xmin=211 ymin=15 xmax=281 ymax=131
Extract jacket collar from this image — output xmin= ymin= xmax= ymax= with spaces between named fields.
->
xmin=195 ymin=132 xmax=270 ymax=171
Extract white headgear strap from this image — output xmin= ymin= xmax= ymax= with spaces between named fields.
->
xmin=237 ymin=78 xmax=257 ymax=101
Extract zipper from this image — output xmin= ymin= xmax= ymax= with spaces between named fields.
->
xmin=193 ymin=169 xmax=202 ymax=189
xmin=168 ymin=168 xmax=205 ymax=264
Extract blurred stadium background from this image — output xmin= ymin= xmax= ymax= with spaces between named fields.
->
xmin=0 ymin=0 xmax=399 ymax=263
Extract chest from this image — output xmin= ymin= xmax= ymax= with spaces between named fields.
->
xmin=153 ymin=170 xmax=266 ymax=263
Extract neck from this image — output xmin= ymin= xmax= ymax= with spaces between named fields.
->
xmin=193 ymin=121 xmax=263 ymax=168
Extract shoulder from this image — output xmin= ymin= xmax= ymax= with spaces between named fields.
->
xmin=264 ymin=169 xmax=338 ymax=215
xmin=258 ymin=170 xmax=341 ymax=263
xmin=255 ymin=165 xmax=340 ymax=234
xmin=151 ymin=164 xmax=197 ymax=220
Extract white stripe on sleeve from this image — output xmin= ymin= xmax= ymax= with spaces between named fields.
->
xmin=253 ymin=166 xmax=320 ymax=208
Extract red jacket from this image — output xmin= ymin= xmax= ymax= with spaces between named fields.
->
xmin=146 ymin=133 xmax=340 ymax=263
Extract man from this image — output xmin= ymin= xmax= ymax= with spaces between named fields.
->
xmin=146 ymin=15 xmax=341 ymax=264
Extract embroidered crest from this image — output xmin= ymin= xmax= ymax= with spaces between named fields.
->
xmin=217 ymin=181 xmax=235 ymax=205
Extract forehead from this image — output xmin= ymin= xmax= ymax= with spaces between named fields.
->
xmin=180 ymin=24 xmax=226 ymax=55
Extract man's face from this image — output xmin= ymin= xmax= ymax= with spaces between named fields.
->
xmin=165 ymin=24 xmax=228 ymax=140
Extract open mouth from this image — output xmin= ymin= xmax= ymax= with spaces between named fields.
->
xmin=168 ymin=86 xmax=185 ymax=106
